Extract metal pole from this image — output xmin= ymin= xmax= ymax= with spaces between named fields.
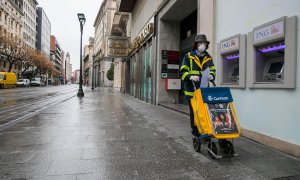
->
xmin=65 ymin=59 xmax=67 ymax=85
xmin=91 ymin=55 xmax=95 ymax=90
xmin=77 ymin=23 xmax=84 ymax=97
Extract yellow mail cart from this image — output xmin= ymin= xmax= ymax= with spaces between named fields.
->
xmin=191 ymin=86 xmax=241 ymax=159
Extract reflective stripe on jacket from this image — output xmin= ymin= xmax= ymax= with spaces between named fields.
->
xmin=180 ymin=50 xmax=216 ymax=100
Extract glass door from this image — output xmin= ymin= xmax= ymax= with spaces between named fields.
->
xmin=141 ymin=43 xmax=153 ymax=103
xmin=147 ymin=44 xmax=152 ymax=102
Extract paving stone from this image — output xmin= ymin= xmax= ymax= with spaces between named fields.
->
xmin=0 ymin=87 xmax=299 ymax=179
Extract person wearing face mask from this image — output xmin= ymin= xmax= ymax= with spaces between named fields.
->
xmin=179 ymin=34 xmax=216 ymax=136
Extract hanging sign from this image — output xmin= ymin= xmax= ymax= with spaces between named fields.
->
xmin=107 ymin=37 xmax=129 ymax=57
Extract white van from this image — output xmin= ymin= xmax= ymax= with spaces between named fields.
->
xmin=17 ymin=79 xmax=30 ymax=87
xmin=31 ymin=78 xmax=42 ymax=87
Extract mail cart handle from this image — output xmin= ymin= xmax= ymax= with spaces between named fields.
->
xmin=192 ymin=80 xmax=216 ymax=90
xmin=211 ymin=81 xmax=216 ymax=87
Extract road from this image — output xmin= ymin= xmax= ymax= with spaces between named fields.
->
xmin=0 ymin=85 xmax=78 ymax=131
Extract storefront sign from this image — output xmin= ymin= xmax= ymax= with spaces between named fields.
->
xmin=162 ymin=50 xmax=168 ymax=59
xmin=107 ymin=37 xmax=129 ymax=57
xmin=253 ymin=20 xmax=284 ymax=42
xmin=221 ymin=37 xmax=239 ymax=51
xmin=129 ymin=22 xmax=154 ymax=54
xmin=161 ymin=73 xmax=167 ymax=78
xmin=167 ymin=51 xmax=180 ymax=61
xmin=165 ymin=79 xmax=181 ymax=90
xmin=167 ymin=64 xmax=179 ymax=69
xmin=161 ymin=50 xmax=180 ymax=79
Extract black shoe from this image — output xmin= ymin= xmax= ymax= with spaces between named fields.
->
xmin=191 ymin=130 xmax=200 ymax=137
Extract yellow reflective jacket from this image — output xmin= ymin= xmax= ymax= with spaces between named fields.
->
xmin=180 ymin=50 xmax=216 ymax=100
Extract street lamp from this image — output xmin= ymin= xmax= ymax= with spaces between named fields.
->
xmin=77 ymin=13 xmax=86 ymax=97
xmin=91 ymin=55 xmax=96 ymax=90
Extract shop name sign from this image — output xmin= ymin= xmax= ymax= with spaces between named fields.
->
xmin=221 ymin=37 xmax=239 ymax=51
xmin=129 ymin=23 xmax=154 ymax=54
xmin=107 ymin=37 xmax=129 ymax=57
xmin=254 ymin=20 xmax=284 ymax=42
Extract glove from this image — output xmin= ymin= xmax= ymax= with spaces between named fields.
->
xmin=208 ymin=75 xmax=214 ymax=81
xmin=190 ymin=75 xmax=200 ymax=81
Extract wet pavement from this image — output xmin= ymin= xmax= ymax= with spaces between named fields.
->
xmin=0 ymin=85 xmax=77 ymax=130
xmin=0 ymin=87 xmax=299 ymax=179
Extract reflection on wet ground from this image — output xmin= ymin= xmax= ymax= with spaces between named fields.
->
xmin=0 ymin=87 xmax=299 ymax=179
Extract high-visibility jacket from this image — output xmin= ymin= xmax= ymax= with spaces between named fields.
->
xmin=180 ymin=50 xmax=216 ymax=100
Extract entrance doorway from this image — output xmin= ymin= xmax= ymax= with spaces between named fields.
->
xmin=179 ymin=10 xmax=197 ymax=104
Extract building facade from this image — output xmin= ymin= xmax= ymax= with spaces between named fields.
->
xmin=119 ymin=0 xmax=300 ymax=157
xmin=110 ymin=2 xmax=129 ymax=92
xmin=36 ymin=7 xmax=51 ymax=58
xmin=83 ymin=37 xmax=94 ymax=87
xmin=0 ymin=0 xmax=23 ymax=37
xmin=22 ymin=0 xmax=38 ymax=49
xmin=214 ymin=0 xmax=300 ymax=157
xmin=119 ymin=0 xmax=166 ymax=104
xmin=0 ymin=0 xmax=24 ymax=72
xmin=113 ymin=59 xmax=122 ymax=91
xmin=64 ymin=52 xmax=72 ymax=84
xmin=50 ymin=35 xmax=63 ymax=85
xmin=93 ymin=0 xmax=118 ymax=87
xmin=74 ymin=69 xmax=80 ymax=84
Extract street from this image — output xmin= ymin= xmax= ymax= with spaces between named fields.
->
xmin=0 ymin=85 xmax=77 ymax=131
xmin=0 ymin=87 xmax=299 ymax=179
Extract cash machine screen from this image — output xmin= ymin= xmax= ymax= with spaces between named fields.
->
xmin=268 ymin=62 xmax=284 ymax=73
xmin=232 ymin=68 xmax=239 ymax=76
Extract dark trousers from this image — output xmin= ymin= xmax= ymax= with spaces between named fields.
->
xmin=188 ymin=100 xmax=199 ymax=135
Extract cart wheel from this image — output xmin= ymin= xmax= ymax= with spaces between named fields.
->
xmin=218 ymin=139 xmax=227 ymax=150
xmin=207 ymin=142 xmax=217 ymax=159
xmin=223 ymin=141 xmax=234 ymax=155
xmin=192 ymin=136 xmax=201 ymax=152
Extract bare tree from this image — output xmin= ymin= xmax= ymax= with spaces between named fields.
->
xmin=16 ymin=48 xmax=36 ymax=75
xmin=0 ymin=34 xmax=24 ymax=72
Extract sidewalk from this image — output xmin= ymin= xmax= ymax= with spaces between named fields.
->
xmin=159 ymin=102 xmax=190 ymax=115
xmin=0 ymin=87 xmax=299 ymax=179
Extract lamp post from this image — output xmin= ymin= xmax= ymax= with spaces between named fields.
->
xmin=64 ymin=59 xmax=67 ymax=85
xmin=77 ymin=13 xmax=86 ymax=97
xmin=91 ymin=55 xmax=95 ymax=90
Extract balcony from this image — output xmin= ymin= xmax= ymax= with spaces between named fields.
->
xmin=12 ymin=13 xmax=21 ymax=22
xmin=1 ymin=4 xmax=10 ymax=13
xmin=83 ymin=54 xmax=89 ymax=62
xmin=119 ymin=0 xmax=137 ymax=12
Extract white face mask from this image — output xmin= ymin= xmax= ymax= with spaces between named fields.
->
xmin=197 ymin=44 xmax=206 ymax=53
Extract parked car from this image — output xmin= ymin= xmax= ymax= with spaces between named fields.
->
xmin=30 ymin=78 xmax=42 ymax=87
xmin=0 ymin=72 xmax=17 ymax=89
xmin=17 ymin=79 xmax=30 ymax=87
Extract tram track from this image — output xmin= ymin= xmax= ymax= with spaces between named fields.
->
xmin=0 ymin=87 xmax=77 ymax=113
xmin=0 ymin=86 xmax=79 ymax=131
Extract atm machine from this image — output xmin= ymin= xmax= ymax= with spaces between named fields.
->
xmin=217 ymin=34 xmax=247 ymax=88
xmin=247 ymin=16 xmax=297 ymax=88
xmin=260 ymin=42 xmax=285 ymax=82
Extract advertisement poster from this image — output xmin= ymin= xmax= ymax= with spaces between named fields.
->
xmin=207 ymin=103 xmax=238 ymax=134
